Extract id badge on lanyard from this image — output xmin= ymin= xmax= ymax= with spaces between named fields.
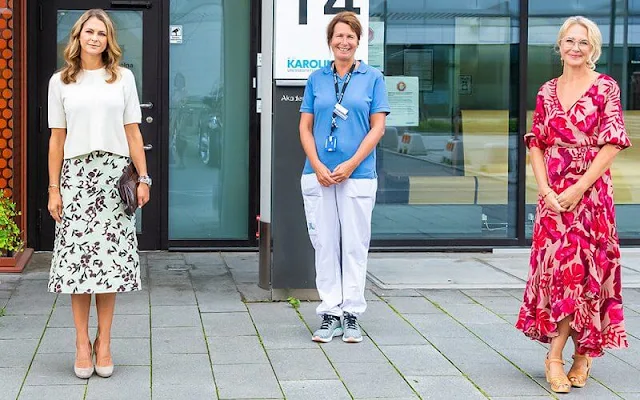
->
xmin=324 ymin=62 xmax=355 ymax=153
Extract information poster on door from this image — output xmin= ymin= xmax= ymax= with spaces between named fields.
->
xmin=274 ymin=0 xmax=369 ymax=80
xmin=385 ymin=76 xmax=419 ymax=127
xmin=368 ymin=21 xmax=384 ymax=71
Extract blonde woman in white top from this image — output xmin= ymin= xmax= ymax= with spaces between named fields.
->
xmin=47 ymin=9 xmax=150 ymax=379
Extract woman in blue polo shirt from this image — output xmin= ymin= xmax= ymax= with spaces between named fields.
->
xmin=299 ymin=11 xmax=390 ymax=343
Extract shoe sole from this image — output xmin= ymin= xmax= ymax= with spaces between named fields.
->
xmin=312 ymin=328 xmax=343 ymax=343
xmin=342 ymin=335 xmax=363 ymax=343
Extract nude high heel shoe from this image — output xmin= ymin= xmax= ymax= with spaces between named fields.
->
xmin=567 ymin=353 xmax=592 ymax=388
xmin=74 ymin=343 xmax=94 ymax=379
xmin=93 ymin=335 xmax=114 ymax=378
xmin=545 ymin=355 xmax=571 ymax=393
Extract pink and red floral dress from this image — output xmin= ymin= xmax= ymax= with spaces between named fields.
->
xmin=516 ymin=74 xmax=631 ymax=357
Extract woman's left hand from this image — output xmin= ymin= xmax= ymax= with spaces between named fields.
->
xmin=137 ymin=183 xmax=150 ymax=208
xmin=331 ymin=160 xmax=357 ymax=183
xmin=556 ymin=183 xmax=586 ymax=212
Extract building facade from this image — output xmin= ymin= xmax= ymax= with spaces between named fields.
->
xmin=3 ymin=0 xmax=639 ymax=255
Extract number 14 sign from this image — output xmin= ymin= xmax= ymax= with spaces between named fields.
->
xmin=274 ymin=0 xmax=369 ymax=80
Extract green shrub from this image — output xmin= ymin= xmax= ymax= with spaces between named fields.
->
xmin=0 ymin=196 xmax=23 ymax=256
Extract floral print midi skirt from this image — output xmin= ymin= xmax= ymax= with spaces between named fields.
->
xmin=48 ymin=151 xmax=141 ymax=294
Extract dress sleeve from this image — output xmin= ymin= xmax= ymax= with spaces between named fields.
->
xmin=48 ymin=74 xmax=67 ymax=129
xmin=299 ymin=76 xmax=314 ymax=114
xmin=524 ymin=87 xmax=547 ymax=150
xmin=598 ymin=79 xmax=631 ymax=149
xmin=123 ymin=69 xmax=142 ymax=125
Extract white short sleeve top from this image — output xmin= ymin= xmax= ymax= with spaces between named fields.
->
xmin=48 ymin=67 xmax=142 ymax=159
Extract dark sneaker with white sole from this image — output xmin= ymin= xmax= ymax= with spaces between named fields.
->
xmin=342 ymin=312 xmax=363 ymax=343
xmin=312 ymin=314 xmax=343 ymax=343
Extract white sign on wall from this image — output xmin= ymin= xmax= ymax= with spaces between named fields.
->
xmin=385 ymin=76 xmax=419 ymax=127
xmin=274 ymin=0 xmax=369 ymax=80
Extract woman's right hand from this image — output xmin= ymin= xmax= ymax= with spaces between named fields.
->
xmin=48 ymin=190 xmax=63 ymax=223
xmin=542 ymin=189 xmax=566 ymax=214
xmin=313 ymin=162 xmax=337 ymax=187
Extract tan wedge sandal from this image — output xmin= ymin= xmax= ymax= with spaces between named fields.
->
xmin=545 ymin=356 xmax=571 ymax=393
xmin=567 ymin=353 xmax=592 ymax=388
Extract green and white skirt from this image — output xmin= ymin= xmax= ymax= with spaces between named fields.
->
xmin=48 ymin=151 xmax=141 ymax=294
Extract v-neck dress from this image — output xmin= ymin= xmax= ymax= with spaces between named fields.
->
xmin=516 ymin=74 xmax=631 ymax=356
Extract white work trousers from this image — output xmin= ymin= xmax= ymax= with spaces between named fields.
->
xmin=300 ymin=174 xmax=377 ymax=317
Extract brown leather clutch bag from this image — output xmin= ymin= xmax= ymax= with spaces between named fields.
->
xmin=117 ymin=162 xmax=139 ymax=216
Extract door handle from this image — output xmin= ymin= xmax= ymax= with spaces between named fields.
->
xmin=140 ymin=102 xmax=154 ymax=109
xmin=143 ymin=144 xmax=153 ymax=151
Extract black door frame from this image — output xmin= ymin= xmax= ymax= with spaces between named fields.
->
xmin=28 ymin=0 xmax=163 ymax=250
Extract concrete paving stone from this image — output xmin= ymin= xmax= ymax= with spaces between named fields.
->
xmin=426 ymin=337 xmax=509 ymax=372
xmin=585 ymin=354 xmax=640 ymax=392
xmin=404 ymin=314 xmax=475 ymax=339
xmin=405 ymin=375 xmax=486 ymax=399
xmin=437 ymin=303 xmax=506 ymax=325
xmin=619 ymin=393 xmax=640 ymax=399
xmin=111 ymin=337 xmax=149 ymax=366
xmin=0 ymin=339 xmax=38 ymax=368
xmin=0 ymin=368 xmax=27 ymax=400
xmin=18 ymin=384 xmax=87 ymax=400
xmin=469 ymin=295 xmax=524 ymax=316
xmin=361 ymin=320 xmax=429 ymax=346
xmin=267 ymin=348 xmax=338 ymax=381
xmin=608 ymin=336 xmax=640 ymax=370
xmin=247 ymin=302 xmax=302 ymax=325
xmin=148 ymin=272 xmax=192 ymax=288
xmin=418 ymin=290 xmax=476 ymax=305
xmin=24 ymin=353 xmax=87 ymax=385
xmin=256 ymin=324 xmax=320 ymax=350
xmin=213 ymin=363 xmax=282 ymax=399
xmin=502 ymin=313 xmax=520 ymax=325
xmin=151 ymin=305 xmax=201 ymax=327
xmin=38 ymin=327 xmax=76 ymax=353
xmin=110 ymin=314 xmax=150 ymax=338
xmin=378 ymin=345 xmax=461 ymax=376
xmin=113 ymin=292 xmax=150 ymax=315
xmin=369 ymin=286 xmax=422 ymax=298
xmin=0 ymin=314 xmax=48 ymax=339
xmin=320 ymin=337 xmax=389 ymax=363
xmin=201 ymin=311 xmax=256 ymax=337
xmin=382 ymin=296 xmax=442 ymax=314
xmin=48 ymin=306 xmax=98 ymax=328
xmin=297 ymin=301 xmax=323 ymax=326
xmin=152 ymin=327 xmax=207 ymax=354
xmin=462 ymin=289 xmax=515 ymax=298
xmin=280 ymin=380 xmax=351 ymax=400
xmin=236 ymin=283 xmax=272 ymax=302
xmin=85 ymin=365 xmax=150 ymax=400
xmin=0 ymin=289 xmax=13 ymax=299
xmin=3 ymin=293 xmax=55 ymax=315
xmin=333 ymin=362 xmax=416 ymax=398
xmin=490 ymin=397 xmax=552 ymax=399
xmin=364 ymin=288 xmax=382 ymax=302
xmin=152 ymin=353 xmax=213 ymax=386
xmin=150 ymin=287 xmax=197 ymax=306
xmin=465 ymin=323 xmax=543 ymax=351
xmin=208 ymin=335 xmax=269 ymax=364
xmin=624 ymin=315 xmax=640 ymax=333
xmin=191 ymin=274 xmax=237 ymax=293
xmin=152 ymin=384 xmax=216 ymax=400
xmin=195 ymin=292 xmax=247 ymax=313
xmin=466 ymin=367 xmax=552 ymax=397
xmin=183 ymin=251 xmax=225 ymax=265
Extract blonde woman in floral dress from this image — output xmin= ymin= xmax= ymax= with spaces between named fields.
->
xmin=47 ymin=9 xmax=150 ymax=379
xmin=516 ymin=16 xmax=630 ymax=394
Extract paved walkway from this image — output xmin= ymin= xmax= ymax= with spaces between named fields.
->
xmin=1 ymin=251 xmax=640 ymax=399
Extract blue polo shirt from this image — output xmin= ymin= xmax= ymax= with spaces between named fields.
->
xmin=300 ymin=61 xmax=391 ymax=179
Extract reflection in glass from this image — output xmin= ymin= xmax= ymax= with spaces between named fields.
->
xmin=371 ymin=1 xmax=519 ymax=239
xmin=169 ymin=0 xmax=250 ymax=239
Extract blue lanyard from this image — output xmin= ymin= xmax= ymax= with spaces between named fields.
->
xmin=333 ymin=62 xmax=356 ymax=104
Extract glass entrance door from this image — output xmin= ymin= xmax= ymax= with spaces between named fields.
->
xmin=37 ymin=0 xmax=161 ymax=249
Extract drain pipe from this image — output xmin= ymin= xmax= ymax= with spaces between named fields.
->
xmin=258 ymin=0 xmax=274 ymax=290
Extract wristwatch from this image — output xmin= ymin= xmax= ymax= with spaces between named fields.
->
xmin=138 ymin=175 xmax=152 ymax=187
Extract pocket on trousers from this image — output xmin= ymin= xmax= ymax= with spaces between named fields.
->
xmin=344 ymin=178 xmax=378 ymax=199
xmin=300 ymin=174 xmax=321 ymax=247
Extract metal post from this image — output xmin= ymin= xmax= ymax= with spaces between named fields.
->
xmin=258 ymin=0 xmax=274 ymax=290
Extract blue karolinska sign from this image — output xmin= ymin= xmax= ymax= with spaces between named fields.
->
xmin=286 ymin=58 xmax=332 ymax=71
